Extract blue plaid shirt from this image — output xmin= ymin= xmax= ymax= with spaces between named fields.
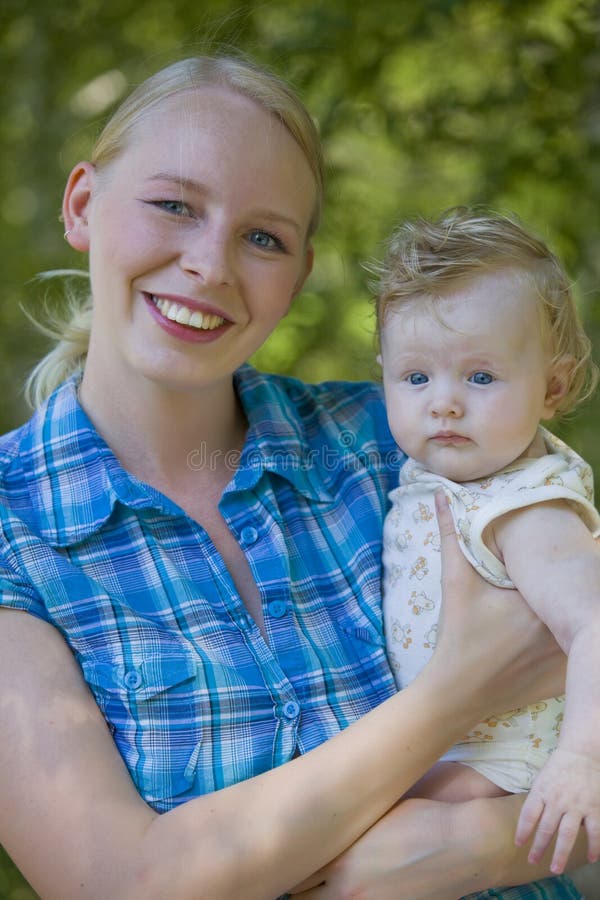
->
xmin=0 ymin=365 xmax=580 ymax=898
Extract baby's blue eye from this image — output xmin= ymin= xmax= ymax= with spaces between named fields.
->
xmin=469 ymin=371 xmax=493 ymax=385
xmin=408 ymin=372 xmax=429 ymax=385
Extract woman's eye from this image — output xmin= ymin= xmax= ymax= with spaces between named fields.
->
xmin=407 ymin=372 xmax=429 ymax=385
xmin=469 ymin=371 xmax=493 ymax=385
xmin=248 ymin=229 xmax=283 ymax=250
xmin=151 ymin=200 xmax=191 ymax=216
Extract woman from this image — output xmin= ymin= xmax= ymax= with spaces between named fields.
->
xmin=0 ymin=55 xmax=582 ymax=898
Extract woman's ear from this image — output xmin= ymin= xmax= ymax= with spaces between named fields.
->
xmin=542 ymin=354 xmax=575 ymax=419
xmin=62 ymin=162 xmax=95 ymax=252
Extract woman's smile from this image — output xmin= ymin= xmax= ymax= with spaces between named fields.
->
xmin=144 ymin=292 xmax=229 ymax=343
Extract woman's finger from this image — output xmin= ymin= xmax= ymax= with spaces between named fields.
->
xmin=288 ymin=875 xmax=327 ymax=894
xmin=435 ymin=489 xmax=480 ymax=598
xmin=434 ymin=489 xmax=455 ymax=538
xmin=289 ymin=883 xmax=328 ymax=898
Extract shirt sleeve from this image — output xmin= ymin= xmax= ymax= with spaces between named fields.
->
xmin=0 ymin=553 xmax=50 ymax=622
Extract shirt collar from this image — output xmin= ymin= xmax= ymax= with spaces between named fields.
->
xmin=230 ymin=365 xmax=333 ymax=502
xmin=10 ymin=366 xmax=330 ymax=548
xmin=10 ymin=378 xmax=184 ymax=547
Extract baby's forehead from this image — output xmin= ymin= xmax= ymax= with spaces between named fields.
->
xmin=383 ymin=268 xmax=540 ymax=328
xmin=380 ymin=273 xmax=545 ymax=360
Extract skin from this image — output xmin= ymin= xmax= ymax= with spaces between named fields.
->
xmin=379 ymin=269 xmax=562 ymax=482
xmin=66 ymin=86 xmax=315 ymax=477
xmin=0 ymin=89 xmax=580 ymax=898
xmin=0 ymin=499 xmax=574 ymax=900
xmin=378 ymin=271 xmax=600 ymax=875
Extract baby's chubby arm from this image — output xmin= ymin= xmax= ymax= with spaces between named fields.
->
xmin=491 ymin=500 xmax=600 ymax=874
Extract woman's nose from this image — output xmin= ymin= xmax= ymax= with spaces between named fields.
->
xmin=180 ymin=226 xmax=233 ymax=286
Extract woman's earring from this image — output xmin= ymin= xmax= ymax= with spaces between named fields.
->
xmin=64 ymin=229 xmax=71 ymax=240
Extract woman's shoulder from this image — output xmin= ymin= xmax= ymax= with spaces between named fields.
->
xmin=238 ymin=365 xmax=395 ymax=449
xmin=0 ymin=416 xmax=36 ymax=480
xmin=236 ymin=367 xmax=404 ymax=491
xmin=0 ymin=378 xmax=81 ymax=501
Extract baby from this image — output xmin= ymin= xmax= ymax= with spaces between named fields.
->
xmin=374 ymin=207 xmax=600 ymax=875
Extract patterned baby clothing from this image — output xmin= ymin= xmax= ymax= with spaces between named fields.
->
xmin=383 ymin=427 xmax=600 ymax=792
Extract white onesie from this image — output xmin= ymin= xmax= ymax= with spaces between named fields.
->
xmin=383 ymin=427 xmax=600 ymax=793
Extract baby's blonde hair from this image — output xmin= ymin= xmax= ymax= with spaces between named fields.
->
xmin=371 ymin=207 xmax=597 ymax=414
xmin=26 ymin=55 xmax=325 ymax=408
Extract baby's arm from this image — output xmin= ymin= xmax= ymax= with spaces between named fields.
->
xmin=491 ymin=500 xmax=600 ymax=874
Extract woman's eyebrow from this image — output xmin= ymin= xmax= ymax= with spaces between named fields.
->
xmin=146 ymin=173 xmax=207 ymax=194
xmin=250 ymin=208 xmax=302 ymax=235
xmin=146 ymin=172 xmax=303 ymax=234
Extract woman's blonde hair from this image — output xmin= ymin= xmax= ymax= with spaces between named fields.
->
xmin=370 ymin=206 xmax=598 ymax=414
xmin=26 ymin=55 xmax=325 ymax=408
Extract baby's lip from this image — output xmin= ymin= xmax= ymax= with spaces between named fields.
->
xmin=430 ymin=431 xmax=470 ymax=443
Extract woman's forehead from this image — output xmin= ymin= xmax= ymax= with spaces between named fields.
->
xmin=120 ymin=88 xmax=309 ymax=179
xmin=105 ymin=87 xmax=318 ymax=228
xmin=127 ymin=87 xmax=281 ymax=151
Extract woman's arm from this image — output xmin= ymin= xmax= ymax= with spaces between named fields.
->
xmin=0 ymin=496 xmax=567 ymax=900
xmin=289 ymin=495 xmax=574 ymax=900
xmin=290 ymin=794 xmax=590 ymax=899
xmin=0 ymin=605 xmax=482 ymax=900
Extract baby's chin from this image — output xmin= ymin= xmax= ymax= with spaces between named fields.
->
xmin=432 ymin=465 xmax=494 ymax=483
xmin=419 ymin=453 xmax=500 ymax=483
xmin=426 ymin=447 xmax=539 ymax=483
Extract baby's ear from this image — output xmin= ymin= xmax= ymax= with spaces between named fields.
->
xmin=542 ymin=355 xmax=575 ymax=419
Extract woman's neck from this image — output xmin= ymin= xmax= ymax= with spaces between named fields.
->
xmin=78 ymin=367 xmax=247 ymax=492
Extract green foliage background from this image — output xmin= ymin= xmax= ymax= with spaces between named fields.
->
xmin=1 ymin=0 xmax=599 ymax=895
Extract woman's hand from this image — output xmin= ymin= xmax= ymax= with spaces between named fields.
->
xmin=289 ymin=796 xmax=514 ymax=900
xmin=289 ymin=799 xmax=469 ymax=900
xmin=431 ymin=492 xmax=567 ymax=716
xmin=290 ymin=793 xmax=589 ymax=900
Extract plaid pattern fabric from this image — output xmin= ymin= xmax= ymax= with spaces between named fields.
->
xmin=0 ymin=365 xmax=579 ymax=898
xmin=464 ymin=875 xmax=582 ymax=898
xmin=0 ymin=366 xmax=402 ymax=808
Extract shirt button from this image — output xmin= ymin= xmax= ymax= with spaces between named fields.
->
xmin=267 ymin=600 xmax=288 ymax=618
xmin=240 ymin=525 xmax=259 ymax=545
xmin=282 ymin=700 xmax=301 ymax=720
xmin=123 ymin=670 xmax=142 ymax=689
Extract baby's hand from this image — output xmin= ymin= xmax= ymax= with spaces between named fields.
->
xmin=515 ymin=747 xmax=600 ymax=874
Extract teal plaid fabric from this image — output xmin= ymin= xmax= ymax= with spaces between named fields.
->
xmin=0 ymin=366 xmax=401 ymax=807
xmin=464 ymin=874 xmax=581 ymax=898
xmin=0 ymin=365 xmax=578 ymax=897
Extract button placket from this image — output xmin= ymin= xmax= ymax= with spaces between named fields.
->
xmin=282 ymin=700 xmax=301 ymax=720
xmin=267 ymin=599 xmax=288 ymax=619
xmin=239 ymin=525 xmax=259 ymax=546
xmin=123 ymin=670 xmax=143 ymax=690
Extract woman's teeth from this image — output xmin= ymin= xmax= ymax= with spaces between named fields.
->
xmin=153 ymin=297 xmax=225 ymax=330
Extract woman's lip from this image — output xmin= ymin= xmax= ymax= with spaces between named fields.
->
xmin=143 ymin=293 xmax=231 ymax=343
xmin=143 ymin=291 xmax=230 ymax=320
